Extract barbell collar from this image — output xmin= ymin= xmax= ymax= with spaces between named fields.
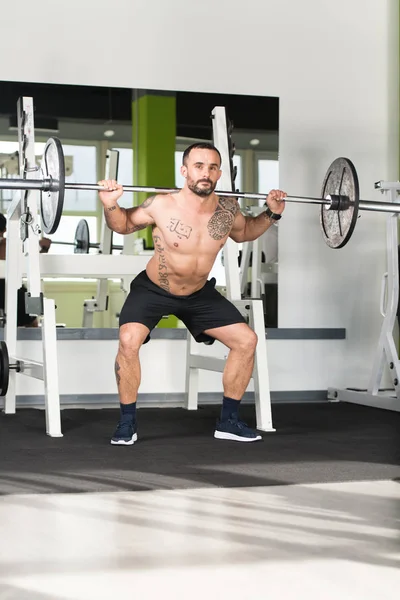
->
xmin=326 ymin=194 xmax=351 ymax=211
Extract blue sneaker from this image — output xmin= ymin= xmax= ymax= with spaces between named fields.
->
xmin=214 ymin=414 xmax=262 ymax=442
xmin=110 ymin=415 xmax=138 ymax=445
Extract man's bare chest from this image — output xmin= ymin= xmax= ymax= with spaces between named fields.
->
xmin=155 ymin=211 xmax=230 ymax=253
xmin=156 ymin=197 xmax=237 ymax=246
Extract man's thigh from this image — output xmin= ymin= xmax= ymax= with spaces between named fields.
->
xmin=181 ymin=285 xmax=246 ymax=344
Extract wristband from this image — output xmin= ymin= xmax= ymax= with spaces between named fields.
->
xmin=265 ymin=206 xmax=282 ymax=221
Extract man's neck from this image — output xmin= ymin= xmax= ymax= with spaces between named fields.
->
xmin=180 ymin=187 xmax=217 ymax=212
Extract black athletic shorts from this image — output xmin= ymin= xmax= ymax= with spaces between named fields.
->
xmin=119 ymin=270 xmax=246 ymax=344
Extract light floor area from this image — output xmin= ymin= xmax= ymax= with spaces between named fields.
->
xmin=0 ymin=480 xmax=399 ymax=599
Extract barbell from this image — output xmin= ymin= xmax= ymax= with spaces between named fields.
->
xmin=0 ymin=341 xmax=19 ymax=396
xmin=1 ymin=137 xmax=399 ymax=249
xmin=51 ymin=218 xmax=124 ymax=254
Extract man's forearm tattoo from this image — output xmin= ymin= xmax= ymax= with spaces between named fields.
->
xmin=207 ymin=197 xmax=239 ymax=240
xmin=104 ymin=206 xmax=118 ymax=229
xmin=123 ymin=196 xmax=155 ymax=233
xmin=153 ymin=234 xmax=170 ymax=292
xmin=126 ymin=224 xmax=148 ymax=233
xmin=115 ymin=360 xmax=121 ymax=386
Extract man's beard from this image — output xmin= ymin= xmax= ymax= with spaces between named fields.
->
xmin=188 ymin=179 xmax=216 ymax=197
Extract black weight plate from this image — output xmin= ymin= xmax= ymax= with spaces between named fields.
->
xmin=74 ymin=219 xmax=90 ymax=254
xmin=40 ymin=137 xmax=65 ymax=235
xmin=0 ymin=340 xmax=9 ymax=396
xmin=320 ymin=157 xmax=360 ymax=249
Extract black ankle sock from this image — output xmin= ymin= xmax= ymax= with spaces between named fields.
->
xmin=120 ymin=402 xmax=137 ymax=421
xmin=220 ymin=396 xmax=241 ymax=421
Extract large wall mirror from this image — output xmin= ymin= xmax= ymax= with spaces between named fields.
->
xmin=0 ymin=82 xmax=279 ymax=328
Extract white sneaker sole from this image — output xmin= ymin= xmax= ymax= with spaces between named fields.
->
xmin=214 ymin=431 xmax=262 ymax=442
xmin=111 ymin=433 xmax=138 ymax=446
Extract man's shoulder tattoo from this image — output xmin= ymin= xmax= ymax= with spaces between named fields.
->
xmin=142 ymin=195 xmax=156 ymax=208
xmin=207 ymin=197 xmax=239 ymax=240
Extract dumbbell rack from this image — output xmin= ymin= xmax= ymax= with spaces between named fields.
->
xmin=328 ymin=182 xmax=400 ymax=412
xmin=3 ymin=97 xmax=62 ymax=436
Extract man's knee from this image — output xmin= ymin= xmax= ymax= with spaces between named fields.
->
xmin=235 ymin=326 xmax=258 ymax=354
xmin=245 ymin=329 xmax=258 ymax=353
xmin=118 ymin=323 xmax=148 ymax=355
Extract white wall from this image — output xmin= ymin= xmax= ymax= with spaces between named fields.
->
xmin=0 ymin=0 xmax=398 ymax=392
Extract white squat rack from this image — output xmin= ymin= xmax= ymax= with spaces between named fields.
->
xmin=2 ymin=98 xmax=150 ymax=436
xmin=185 ymin=106 xmax=275 ymax=432
xmin=4 ymin=97 xmax=62 ymax=437
xmin=328 ymin=182 xmax=400 ymax=412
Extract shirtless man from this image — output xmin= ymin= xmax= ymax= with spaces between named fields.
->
xmin=98 ymin=142 xmax=286 ymax=445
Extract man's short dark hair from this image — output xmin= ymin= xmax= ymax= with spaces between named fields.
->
xmin=182 ymin=142 xmax=221 ymax=167
xmin=0 ymin=214 xmax=6 ymax=233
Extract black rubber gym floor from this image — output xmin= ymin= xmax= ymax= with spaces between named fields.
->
xmin=0 ymin=403 xmax=399 ymax=495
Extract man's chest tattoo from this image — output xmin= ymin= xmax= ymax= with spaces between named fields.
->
xmin=167 ymin=218 xmax=192 ymax=239
xmin=207 ymin=197 xmax=238 ymax=240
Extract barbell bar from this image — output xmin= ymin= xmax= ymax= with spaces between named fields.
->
xmin=51 ymin=239 xmax=124 ymax=252
xmin=1 ymin=177 xmax=397 ymax=212
xmin=50 ymin=219 xmax=124 ymax=254
xmin=1 ymin=137 xmax=399 ymax=249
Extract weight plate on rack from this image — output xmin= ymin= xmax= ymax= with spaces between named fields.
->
xmin=74 ymin=219 xmax=90 ymax=254
xmin=0 ymin=340 xmax=9 ymax=397
xmin=40 ymin=137 xmax=65 ymax=235
xmin=320 ymin=157 xmax=360 ymax=249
